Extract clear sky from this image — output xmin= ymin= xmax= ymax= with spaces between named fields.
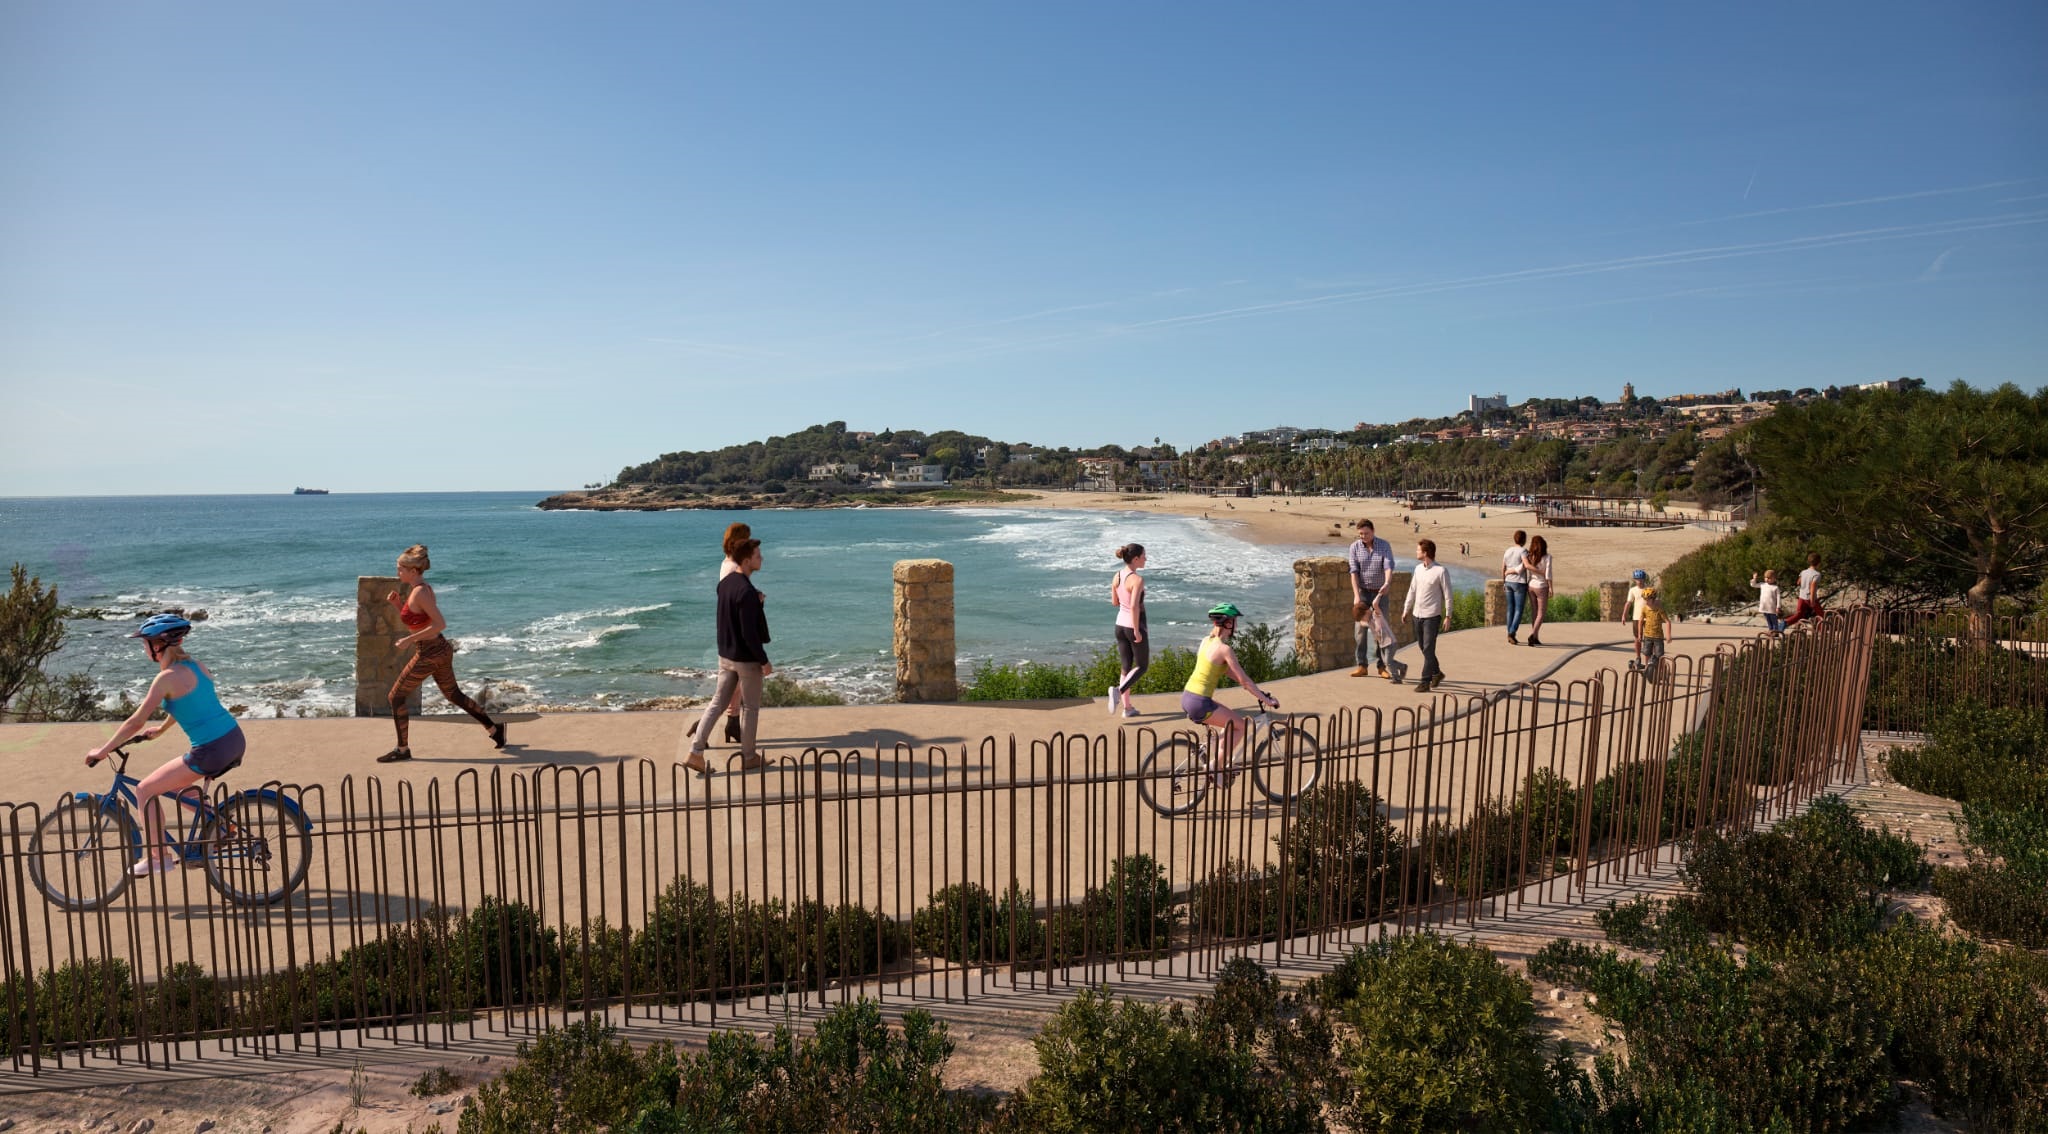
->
xmin=3 ymin=2 xmax=2043 ymax=495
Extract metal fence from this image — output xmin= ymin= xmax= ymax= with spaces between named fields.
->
xmin=1862 ymin=608 xmax=2048 ymax=734
xmin=0 ymin=611 xmax=1883 ymax=1074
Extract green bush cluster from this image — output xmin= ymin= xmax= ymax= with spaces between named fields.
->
xmin=1544 ymin=585 xmax=1606 ymax=623
xmin=1535 ymin=772 xmax=2048 ymax=1134
xmin=1425 ymin=767 xmax=1580 ymax=898
xmin=1865 ymin=635 xmax=2048 ymax=733
xmin=962 ymin=621 xmax=1303 ymax=701
xmin=1675 ymin=795 xmax=1928 ymax=947
xmin=1887 ymin=700 xmax=2048 ymax=946
xmin=1313 ymin=933 xmax=1575 ymax=1133
xmin=913 ymin=856 xmax=1183 ymax=968
xmin=1190 ymin=781 xmax=1411 ymax=940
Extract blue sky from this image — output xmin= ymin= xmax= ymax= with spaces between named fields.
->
xmin=2 ymin=2 xmax=2043 ymax=495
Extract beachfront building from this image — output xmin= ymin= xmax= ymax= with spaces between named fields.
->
xmin=1242 ymin=426 xmax=1306 ymax=446
xmin=884 ymin=462 xmax=948 ymax=488
xmin=1134 ymin=459 xmax=1178 ymax=485
xmin=1077 ymin=456 xmax=1122 ymax=491
xmin=807 ymin=462 xmax=860 ymax=482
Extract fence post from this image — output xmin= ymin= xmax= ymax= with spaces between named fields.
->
xmin=893 ymin=559 xmax=957 ymax=702
xmin=356 ymin=576 xmax=418 ymax=717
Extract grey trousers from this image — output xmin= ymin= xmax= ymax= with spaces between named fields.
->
xmin=684 ymin=658 xmax=764 ymax=760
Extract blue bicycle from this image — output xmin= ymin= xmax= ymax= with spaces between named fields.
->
xmin=28 ymin=739 xmax=313 ymax=911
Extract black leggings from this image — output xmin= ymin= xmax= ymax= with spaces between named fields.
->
xmin=1115 ymin=624 xmax=1150 ymax=696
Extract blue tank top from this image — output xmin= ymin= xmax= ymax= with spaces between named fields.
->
xmin=164 ymin=660 xmax=238 ymax=746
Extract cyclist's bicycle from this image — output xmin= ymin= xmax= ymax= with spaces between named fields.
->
xmin=27 ymin=739 xmax=314 ymax=912
xmin=1137 ymin=705 xmax=1321 ymax=817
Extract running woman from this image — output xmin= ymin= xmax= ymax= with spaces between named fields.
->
xmin=379 ymin=544 xmax=505 ymax=763
xmin=1180 ymin=604 xmax=1280 ymax=780
xmin=85 ymin=614 xmax=247 ymax=876
xmin=1109 ymin=543 xmax=1148 ymax=717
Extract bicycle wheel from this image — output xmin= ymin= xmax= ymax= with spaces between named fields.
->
xmin=202 ymin=792 xmax=311 ymax=906
xmin=1137 ymin=736 xmax=1209 ymax=817
xmin=1249 ymin=722 xmax=1322 ymax=804
xmin=28 ymin=796 xmax=141 ymax=912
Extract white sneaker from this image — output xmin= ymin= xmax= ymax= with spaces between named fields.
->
xmin=130 ymin=854 xmax=172 ymax=878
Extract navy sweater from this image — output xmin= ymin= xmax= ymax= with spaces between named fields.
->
xmin=715 ymin=572 xmax=771 ymax=664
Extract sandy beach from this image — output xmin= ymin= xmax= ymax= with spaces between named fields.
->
xmin=991 ymin=490 xmax=1728 ymax=592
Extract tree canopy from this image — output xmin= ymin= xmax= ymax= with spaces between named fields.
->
xmin=1746 ymin=381 xmax=2048 ymax=619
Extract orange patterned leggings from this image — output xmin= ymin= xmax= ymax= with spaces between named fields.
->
xmin=390 ymin=636 xmax=495 ymax=747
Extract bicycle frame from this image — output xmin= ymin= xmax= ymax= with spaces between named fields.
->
xmin=78 ymin=749 xmax=219 ymax=865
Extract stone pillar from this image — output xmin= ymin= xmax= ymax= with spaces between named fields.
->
xmin=1484 ymin=579 xmax=1507 ymax=626
xmin=1599 ymin=580 xmax=1633 ymax=622
xmin=1382 ymin=571 xmax=1417 ymax=648
xmin=1292 ymin=557 xmax=1353 ymax=673
xmin=356 ymin=576 xmax=419 ymax=718
xmin=893 ymin=559 xmax=957 ymax=702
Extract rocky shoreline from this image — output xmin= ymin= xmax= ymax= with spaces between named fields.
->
xmin=535 ymin=486 xmax=1027 ymax=511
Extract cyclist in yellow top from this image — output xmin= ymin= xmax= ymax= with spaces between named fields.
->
xmin=1181 ymin=603 xmax=1281 ymax=777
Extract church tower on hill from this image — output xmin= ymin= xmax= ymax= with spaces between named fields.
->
xmin=1621 ymin=382 xmax=1635 ymax=404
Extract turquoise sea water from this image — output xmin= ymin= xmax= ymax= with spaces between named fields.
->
xmin=0 ymin=493 xmax=1484 ymax=713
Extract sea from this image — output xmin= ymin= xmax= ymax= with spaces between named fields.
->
xmin=0 ymin=493 xmax=1486 ymax=714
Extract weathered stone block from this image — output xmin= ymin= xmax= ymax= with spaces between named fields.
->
xmin=1485 ymin=579 xmax=1507 ymax=627
xmin=1292 ymin=557 xmax=1354 ymax=673
xmin=356 ymin=576 xmax=420 ymax=718
xmin=1600 ymin=580 xmax=1633 ymax=622
xmin=893 ymin=559 xmax=953 ymax=585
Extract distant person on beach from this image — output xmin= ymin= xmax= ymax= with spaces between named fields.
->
xmin=1180 ymin=603 xmax=1280 ymax=781
xmin=694 ymin=522 xmax=753 ymax=747
xmin=1347 ymin=519 xmax=1405 ymax=683
xmin=1782 ymin=553 xmax=1823 ymax=628
xmin=1108 ymin=543 xmax=1149 ymax=717
xmin=1402 ymin=539 xmax=1454 ymax=692
xmin=682 ymin=536 xmax=771 ymax=775
xmin=380 ymin=544 xmax=506 ymax=763
xmin=1501 ymin=530 xmax=1530 ymax=645
xmin=85 ymin=614 xmax=249 ymax=876
xmin=1750 ymin=570 xmax=1785 ymax=636
xmin=1524 ymin=535 xmax=1553 ymax=646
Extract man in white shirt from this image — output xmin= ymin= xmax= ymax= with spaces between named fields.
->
xmin=1402 ymin=539 xmax=1455 ymax=692
xmin=1502 ymin=531 xmax=1530 ymax=645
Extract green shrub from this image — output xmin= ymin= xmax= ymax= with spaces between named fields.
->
xmin=1446 ymin=588 xmax=1487 ymax=631
xmin=1857 ymin=921 xmax=2048 ymax=1131
xmin=1057 ymin=854 xmax=1180 ymax=959
xmin=1931 ymin=863 xmax=2048 ymax=947
xmin=1676 ymin=795 xmax=1926 ymax=947
xmin=1864 ymin=637 xmax=2048 ymax=733
xmin=410 ymin=1066 xmax=463 ymax=1097
xmin=911 ymin=881 xmax=1043 ymax=965
xmin=1886 ymin=700 xmax=2048 ymax=804
xmin=458 ymin=1017 xmax=680 ymax=1134
xmin=1079 ymin=644 xmax=1199 ymax=696
xmin=1017 ymin=984 xmax=1323 ymax=1133
xmin=1544 ymin=586 xmax=1604 ymax=623
xmin=1313 ymin=933 xmax=1560 ymax=1133
xmin=1279 ymin=780 xmax=1409 ymax=926
xmin=1552 ymin=943 xmax=1898 ymax=1134
xmin=960 ymin=660 xmax=1084 ymax=701
xmin=671 ymin=998 xmax=988 ymax=1133
xmin=760 ymin=674 xmax=846 ymax=706
xmin=1591 ymin=896 xmax=1704 ymax=953
xmin=1231 ymin=621 xmax=1309 ymax=683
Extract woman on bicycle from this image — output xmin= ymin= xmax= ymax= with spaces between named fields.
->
xmin=84 ymin=614 xmax=246 ymax=877
xmin=380 ymin=544 xmax=505 ymax=763
xmin=1181 ymin=603 xmax=1280 ymax=780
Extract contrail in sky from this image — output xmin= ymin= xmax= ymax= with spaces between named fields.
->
xmin=1743 ymin=170 xmax=1757 ymax=201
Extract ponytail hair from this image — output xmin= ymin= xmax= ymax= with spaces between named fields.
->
xmin=1116 ymin=543 xmax=1145 ymax=564
xmin=398 ymin=544 xmax=431 ymax=572
xmin=723 ymin=522 xmax=753 ymax=560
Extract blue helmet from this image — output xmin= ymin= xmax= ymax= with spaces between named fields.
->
xmin=1631 ymin=569 xmax=1648 ymax=582
xmin=130 ymin=613 xmax=193 ymax=642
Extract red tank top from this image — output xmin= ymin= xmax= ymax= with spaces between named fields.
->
xmin=399 ymin=596 xmax=431 ymax=629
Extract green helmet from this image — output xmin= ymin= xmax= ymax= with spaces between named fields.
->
xmin=1208 ymin=602 xmax=1243 ymax=622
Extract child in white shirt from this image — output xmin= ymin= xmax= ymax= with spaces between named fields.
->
xmin=1750 ymin=570 xmax=1784 ymax=635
